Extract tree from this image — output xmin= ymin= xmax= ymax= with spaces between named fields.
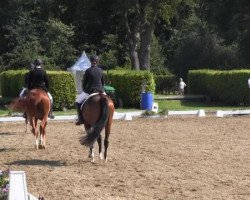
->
xmin=0 ymin=2 xmax=42 ymax=69
xmin=0 ymin=0 xmax=76 ymax=70
xmin=200 ymin=0 xmax=250 ymax=66
xmin=113 ymin=0 xmax=190 ymax=71
xmin=42 ymin=19 xmax=76 ymax=69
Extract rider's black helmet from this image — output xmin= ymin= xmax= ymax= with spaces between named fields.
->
xmin=90 ymin=55 xmax=99 ymax=63
xmin=29 ymin=63 xmax=35 ymax=70
xmin=34 ymin=58 xmax=42 ymax=66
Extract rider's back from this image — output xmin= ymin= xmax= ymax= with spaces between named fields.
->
xmin=83 ymin=66 xmax=104 ymax=93
xmin=28 ymin=68 xmax=49 ymax=92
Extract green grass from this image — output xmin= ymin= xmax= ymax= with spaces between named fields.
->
xmin=0 ymin=106 xmax=142 ymax=117
xmin=1 ymin=99 xmax=250 ymax=117
xmin=156 ymin=100 xmax=250 ymax=112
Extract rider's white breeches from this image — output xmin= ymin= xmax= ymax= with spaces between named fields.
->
xmin=19 ymin=88 xmax=27 ymax=97
xmin=76 ymin=91 xmax=89 ymax=103
xmin=47 ymin=92 xmax=53 ymax=103
xmin=75 ymin=91 xmax=106 ymax=104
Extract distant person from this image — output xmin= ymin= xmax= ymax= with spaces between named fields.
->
xmin=75 ymin=55 xmax=105 ymax=125
xmin=248 ymin=78 xmax=250 ymax=89
xmin=27 ymin=58 xmax=55 ymax=119
xmin=178 ymin=78 xmax=186 ymax=95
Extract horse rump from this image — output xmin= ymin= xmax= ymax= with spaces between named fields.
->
xmin=79 ymin=95 xmax=109 ymax=147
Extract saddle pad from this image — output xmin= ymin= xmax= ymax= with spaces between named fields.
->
xmin=80 ymin=93 xmax=106 ymax=109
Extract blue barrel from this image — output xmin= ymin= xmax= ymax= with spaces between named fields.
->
xmin=141 ymin=92 xmax=153 ymax=110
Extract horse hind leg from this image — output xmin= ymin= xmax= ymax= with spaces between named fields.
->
xmin=32 ymin=127 xmax=39 ymax=150
xmin=39 ymin=122 xmax=47 ymax=149
xmin=30 ymin=119 xmax=39 ymax=150
xmin=104 ymin=120 xmax=112 ymax=162
xmin=89 ymin=145 xmax=95 ymax=163
xmin=88 ymin=135 xmax=103 ymax=162
xmin=97 ymin=135 xmax=103 ymax=161
xmin=24 ymin=117 xmax=28 ymax=133
xmin=104 ymin=137 xmax=109 ymax=162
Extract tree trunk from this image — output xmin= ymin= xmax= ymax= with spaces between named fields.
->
xmin=138 ymin=1 xmax=158 ymax=70
xmin=124 ymin=8 xmax=140 ymax=70
xmin=139 ymin=23 xmax=154 ymax=70
xmin=127 ymin=33 xmax=140 ymax=71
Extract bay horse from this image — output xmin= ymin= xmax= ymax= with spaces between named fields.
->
xmin=8 ymin=89 xmax=50 ymax=149
xmin=79 ymin=93 xmax=115 ymax=162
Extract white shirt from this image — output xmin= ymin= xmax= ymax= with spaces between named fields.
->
xmin=179 ymin=81 xmax=186 ymax=90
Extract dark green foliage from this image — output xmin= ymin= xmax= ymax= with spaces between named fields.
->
xmin=0 ymin=70 xmax=27 ymax=97
xmin=150 ymin=35 xmax=166 ymax=73
xmin=154 ymin=74 xmax=177 ymax=94
xmin=188 ymin=69 xmax=250 ymax=105
xmin=239 ymin=27 xmax=250 ymax=65
xmin=0 ymin=1 xmax=77 ymax=70
xmin=1 ymin=0 xmax=250 ymax=84
xmin=46 ymin=71 xmax=76 ymax=110
xmin=107 ymin=70 xmax=155 ymax=107
xmin=41 ymin=19 xmax=77 ymax=70
xmin=166 ymin=17 xmax=241 ymax=80
xmin=0 ymin=70 xmax=76 ymax=110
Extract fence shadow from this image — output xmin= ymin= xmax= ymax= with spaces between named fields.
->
xmin=7 ymin=159 xmax=67 ymax=167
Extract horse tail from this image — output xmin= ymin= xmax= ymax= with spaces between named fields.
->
xmin=80 ymin=95 xmax=109 ymax=147
xmin=8 ymin=97 xmax=27 ymax=113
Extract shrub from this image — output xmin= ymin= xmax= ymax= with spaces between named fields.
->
xmin=188 ymin=69 xmax=250 ymax=105
xmin=107 ymin=70 xmax=155 ymax=107
xmin=0 ymin=70 xmax=76 ymax=110
xmin=154 ymin=74 xmax=177 ymax=94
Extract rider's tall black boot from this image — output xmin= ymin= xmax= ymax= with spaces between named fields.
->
xmin=48 ymin=101 xmax=55 ymax=119
xmin=75 ymin=102 xmax=84 ymax=125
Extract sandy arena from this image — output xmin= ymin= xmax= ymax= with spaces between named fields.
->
xmin=0 ymin=116 xmax=249 ymax=200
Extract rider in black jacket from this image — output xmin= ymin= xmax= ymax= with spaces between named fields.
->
xmin=27 ymin=58 xmax=55 ymax=119
xmin=75 ymin=55 xmax=105 ymax=125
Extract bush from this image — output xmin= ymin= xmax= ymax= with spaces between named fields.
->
xmin=188 ymin=69 xmax=250 ymax=105
xmin=154 ymin=74 xmax=177 ymax=94
xmin=107 ymin=70 xmax=155 ymax=107
xmin=0 ymin=70 xmax=76 ymax=110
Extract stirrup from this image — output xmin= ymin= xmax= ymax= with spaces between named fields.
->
xmin=75 ymin=118 xmax=84 ymax=125
xmin=22 ymin=113 xmax=27 ymax=119
xmin=48 ymin=112 xmax=55 ymax=119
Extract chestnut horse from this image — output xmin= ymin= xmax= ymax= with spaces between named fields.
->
xmin=8 ymin=89 xmax=50 ymax=149
xmin=79 ymin=93 xmax=115 ymax=162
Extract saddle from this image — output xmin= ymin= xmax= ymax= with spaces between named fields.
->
xmin=80 ymin=92 xmax=106 ymax=110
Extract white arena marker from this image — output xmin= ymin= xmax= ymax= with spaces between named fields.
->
xmin=9 ymin=171 xmax=28 ymax=200
xmin=168 ymin=110 xmax=206 ymax=117
xmin=216 ymin=110 xmax=224 ymax=117
xmin=216 ymin=109 xmax=250 ymax=117
xmin=152 ymin=102 xmax=159 ymax=113
xmin=8 ymin=171 xmax=38 ymax=200
xmin=198 ymin=109 xmax=206 ymax=117
xmin=123 ymin=113 xmax=132 ymax=121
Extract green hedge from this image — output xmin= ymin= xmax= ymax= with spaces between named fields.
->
xmin=107 ymin=70 xmax=155 ymax=107
xmin=0 ymin=70 xmax=27 ymax=97
xmin=154 ymin=74 xmax=177 ymax=94
xmin=0 ymin=70 xmax=76 ymax=110
xmin=188 ymin=69 xmax=250 ymax=104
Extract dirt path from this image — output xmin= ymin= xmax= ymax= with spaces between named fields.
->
xmin=0 ymin=116 xmax=249 ymax=199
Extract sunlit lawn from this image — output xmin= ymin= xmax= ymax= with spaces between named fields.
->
xmin=156 ymin=100 xmax=250 ymax=112
xmin=1 ymin=98 xmax=250 ymax=117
